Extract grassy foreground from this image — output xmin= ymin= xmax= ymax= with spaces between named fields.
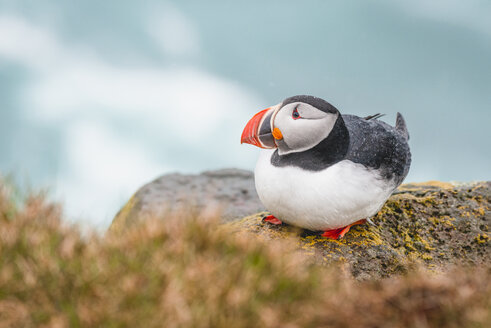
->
xmin=0 ymin=182 xmax=490 ymax=327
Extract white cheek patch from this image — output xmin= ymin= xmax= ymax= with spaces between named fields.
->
xmin=297 ymin=103 xmax=329 ymax=119
xmin=275 ymin=110 xmax=338 ymax=155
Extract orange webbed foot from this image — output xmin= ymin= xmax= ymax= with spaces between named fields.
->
xmin=321 ymin=219 xmax=367 ymax=240
xmin=262 ymin=215 xmax=283 ymax=225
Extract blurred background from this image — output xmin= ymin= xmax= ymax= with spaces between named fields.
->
xmin=0 ymin=0 xmax=490 ymax=228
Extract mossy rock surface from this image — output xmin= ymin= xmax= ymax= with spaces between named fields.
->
xmin=228 ymin=181 xmax=490 ymax=279
xmin=110 ymin=180 xmax=490 ymax=279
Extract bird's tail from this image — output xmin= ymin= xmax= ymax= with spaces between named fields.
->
xmin=395 ymin=112 xmax=409 ymax=140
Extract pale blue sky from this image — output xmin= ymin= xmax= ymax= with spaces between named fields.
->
xmin=0 ymin=0 xmax=490 ymax=228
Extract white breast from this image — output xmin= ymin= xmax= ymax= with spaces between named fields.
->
xmin=254 ymin=149 xmax=396 ymax=231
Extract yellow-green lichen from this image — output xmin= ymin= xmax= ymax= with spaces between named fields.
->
xmin=388 ymin=223 xmax=437 ymax=261
xmin=220 ymin=180 xmax=489 ymax=276
xmin=414 ymin=234 xmax=436 ymax=251
xmin=475 ymin=207 xmax=486 ymax=216
xmin=474 ymin=233 xmax=489 ymax=244
xmin=422 ymin=254 xmax=433 ymax=261
xmin=428 ymin=216 xmax=456 ymax=229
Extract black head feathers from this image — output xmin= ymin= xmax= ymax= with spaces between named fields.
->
xmin=281 ymin=95 xmax=338 ymax=114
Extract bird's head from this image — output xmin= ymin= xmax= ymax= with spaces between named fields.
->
xmin=241 ymin=95 xmax=340 ymax=155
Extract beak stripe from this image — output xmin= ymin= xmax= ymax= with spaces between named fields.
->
xmin=241 ymin=104 xmax=282 ymax=149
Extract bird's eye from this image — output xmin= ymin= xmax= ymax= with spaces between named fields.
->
xmin=292 ymin=108 xmax=300 ymax=120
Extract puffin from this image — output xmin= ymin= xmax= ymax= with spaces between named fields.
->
xmin=241 ymin=95 xmax=411 ymax=239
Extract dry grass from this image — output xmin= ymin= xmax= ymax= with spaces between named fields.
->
xmin=0 ymin=181 xmax=489 ymax=328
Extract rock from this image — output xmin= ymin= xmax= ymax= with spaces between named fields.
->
xmin=109 ymin=171 xmax=489 ymax=279
xmin=228 ymin=181 xmax=490 ymax=279
xmin=110 ymin=169 xmax=264 ymax=233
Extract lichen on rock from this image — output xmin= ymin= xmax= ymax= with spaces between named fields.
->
xmin=228 ymin=181 xmax=490 ymax=279
xmin=110 ymin=174 xmax=489 ymax=279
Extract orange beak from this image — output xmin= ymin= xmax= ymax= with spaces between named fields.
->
xmin=241 ymin=107 xmax=277 ymax=149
